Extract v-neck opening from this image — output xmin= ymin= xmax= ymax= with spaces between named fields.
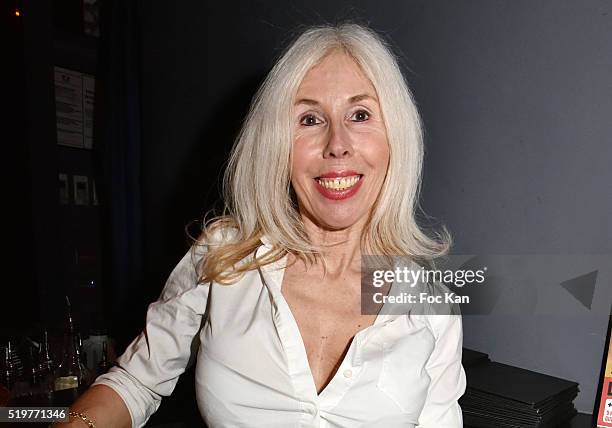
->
xmin=263 ymin=251 xmax=391 ymax=401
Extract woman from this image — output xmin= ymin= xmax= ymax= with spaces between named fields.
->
xmin=57 ymin=23 xmax=466 ymax=428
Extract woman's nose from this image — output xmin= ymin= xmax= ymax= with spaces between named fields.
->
xmin=323 ymin=121 xmax=353 ymax=159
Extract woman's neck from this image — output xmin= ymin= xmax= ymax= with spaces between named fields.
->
xmin=300 ymin=214 xmax=367 ymax=277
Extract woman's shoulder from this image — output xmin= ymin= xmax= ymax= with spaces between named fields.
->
xmin=193 ymin=223 xmax=241 ymax=252
xmin=157 ymin=226 xmax=239 ymax=300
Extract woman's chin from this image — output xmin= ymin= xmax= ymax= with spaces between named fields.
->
xmin=300 ymin=201 xmax=369 ymax=232
xmin=316 ymin=214 xmax=366 ymax=231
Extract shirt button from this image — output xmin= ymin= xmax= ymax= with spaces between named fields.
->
xmin=302 ymin=405 xmax=316 ymax=415
xmin=343 ymin=369 xmax=353 ymax=378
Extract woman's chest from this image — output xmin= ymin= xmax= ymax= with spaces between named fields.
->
xmin=194 ymin=269 xmax=437 ymax=426
xmin=280 ymin=272 xmax=378 ymax=393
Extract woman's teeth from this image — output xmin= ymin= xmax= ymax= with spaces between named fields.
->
xmin=316 ymin=175 xmax=361 ymax=190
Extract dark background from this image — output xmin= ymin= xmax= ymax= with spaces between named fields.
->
xmin=3 ymin=0 xmax=611 ymax=422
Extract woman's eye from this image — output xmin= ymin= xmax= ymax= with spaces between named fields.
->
xmin=300 ymin=114 xmax=322 ymax=126
xmin=351 ymin=110 xmax=370 ymax=122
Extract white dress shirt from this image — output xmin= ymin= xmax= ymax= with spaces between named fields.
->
xmin=93 ymin=237 xmax=466 ymax=427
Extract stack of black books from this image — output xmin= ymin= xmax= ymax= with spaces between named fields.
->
xmin=461 ymin=348 xmax=580 ymax=428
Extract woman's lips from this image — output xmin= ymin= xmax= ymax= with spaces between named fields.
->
xmin=314 ymin=174 xmax=363 ymax=200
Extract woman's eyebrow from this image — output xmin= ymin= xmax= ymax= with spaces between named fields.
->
xmin=294 ymin=98 xmax=320 ymax=106
xmin=294 ymin=93 xmax=378 ymax=106
xmin=348 ymin=93 xmax=378 ymax=103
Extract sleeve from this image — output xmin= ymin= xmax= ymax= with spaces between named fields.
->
xmin=92 ymin=246 xmax=210 ymax=428
xmin=416 ymin=314 xmax=467 ymax=428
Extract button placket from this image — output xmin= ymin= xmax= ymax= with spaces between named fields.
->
xmin=259 ymin=252 xmax=322 ymax=421
xmin=317 ymin=333 xmax=365 ymax=412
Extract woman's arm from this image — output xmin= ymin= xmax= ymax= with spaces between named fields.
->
xmin=51 ymin=385 xmax=130 ymax=428
xmin=53 ymin=245 xmax=209 ymax=427
xmin=417 ymin=314 xmax=467 ymax=427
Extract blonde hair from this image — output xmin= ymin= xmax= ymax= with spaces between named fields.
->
xmin=194 ymin=22 xmax=451 ymax=284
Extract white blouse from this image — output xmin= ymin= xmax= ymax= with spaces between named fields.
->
xmin=93 ymin=237 xmax=466 ymax=428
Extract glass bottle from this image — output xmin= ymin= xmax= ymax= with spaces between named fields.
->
xmin=53 ymin=341 xmax=82 ymax=391
xmin=38 ymin=329 xmax=55 ymax=374
xmin=37 ymin=329 xmax=56 ymax=394
xmin=97 ymin=341 xmax=110 ymax=376
xmin=28 ymin=345 xmax=39 ymax=388
xmin=83 ymin=328 xmax=108 ymax=373
xmin=76 ymin=333 xmax=92 ymax=385
xmin=77 ymin=333 xmax=86 ymax=366
xmin=54 ymin=297 xmax=86 ymax=391
xmin=1 ymin=341 xmax=16 ymax=391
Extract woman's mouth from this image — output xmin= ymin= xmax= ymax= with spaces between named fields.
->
xmin=314 ymin=174 xmax=363 ymax=200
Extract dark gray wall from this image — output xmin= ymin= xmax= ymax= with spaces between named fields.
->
xmin=404 ymin=1 xmax=612 ymax=413
xmin=137 ymin=0 xmax=611 ymax=413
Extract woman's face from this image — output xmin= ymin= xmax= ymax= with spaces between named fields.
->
xmin=291 ymin=50 xmax=390 ymax=231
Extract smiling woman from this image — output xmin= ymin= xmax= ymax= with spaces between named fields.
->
xmin=54 ymin=23 xmax=465 ymax=428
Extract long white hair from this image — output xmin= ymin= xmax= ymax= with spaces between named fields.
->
xmin=196 ymin=23 xmax=451 ymax=284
